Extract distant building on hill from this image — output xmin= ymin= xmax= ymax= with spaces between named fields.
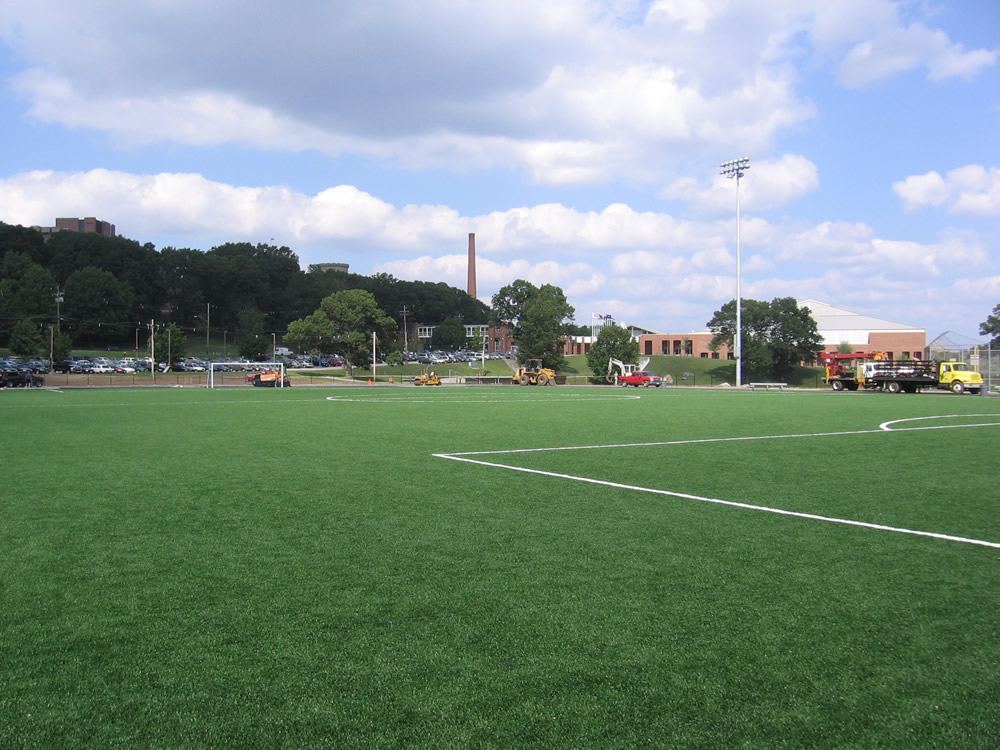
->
xmin=309 ymin=262 xmax=350 ymax=274
xmin=32 ymin=217 xmax=116 ymax=241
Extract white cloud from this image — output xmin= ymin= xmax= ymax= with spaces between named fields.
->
xmin=375 ymin=253 xmax=606 ymax=305
xmin=893 ymin=165 xmax=1000 ymax=216
xmin=838 ymin=22 xmax=998 ymax=88
xmin=0 ymin=1 xmax=812 ymax=187
xmin=1 ymin=165 xmax=993 ymax=335
xmin=661 ymin=154 xmax=819 ymax=214
xmin=646 ymin=0 xmax=728 ymax=33
xmin=1 ymin=1 xmax=990 ymax=192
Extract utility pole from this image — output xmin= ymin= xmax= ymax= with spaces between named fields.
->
xmin=400 ymin=305 xmax=409 ymax=352
xmin=149 ymin=320 xmax=156 ymax=385
xmin=54 ymin=287 xmax=63 ymax=333
xmin=206 ymin=303 xmax=211 ymax=357
xmin=720 ymin=157 xmax=750 ymax=387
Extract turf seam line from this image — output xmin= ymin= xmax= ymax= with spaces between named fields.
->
xmin=442 ymin=428 xmax=885 ymax=456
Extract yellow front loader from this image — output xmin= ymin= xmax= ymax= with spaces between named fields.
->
xmin=512 ymin=359 xmax=557 ymax=386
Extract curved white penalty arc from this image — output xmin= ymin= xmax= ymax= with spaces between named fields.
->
xmin=880 ymin=414 xmax=1000 ymax=431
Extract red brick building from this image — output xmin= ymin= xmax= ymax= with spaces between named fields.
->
xmin=34 ymin=216 xmax=116 ymax=241
xmin=564 ymin=299 xmax=926 ymax=362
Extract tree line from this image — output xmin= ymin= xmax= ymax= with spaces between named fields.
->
xmin=0 ymin=221 xmax=490 ymax=360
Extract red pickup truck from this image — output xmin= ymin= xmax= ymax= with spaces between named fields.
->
xmin=617 ymin=370 xmax=663 ymax=388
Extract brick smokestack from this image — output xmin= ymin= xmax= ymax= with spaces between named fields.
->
xmin=467 ymin=232 xmax=477 ymax=299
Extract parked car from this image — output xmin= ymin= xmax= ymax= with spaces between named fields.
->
xmin=617 ymin=370 xmax=663 ymax=388
xmin=0 ymin=367 xmax=44 ymax=387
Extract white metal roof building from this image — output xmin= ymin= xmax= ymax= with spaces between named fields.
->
xmin=798 ymin=299 xmax=926 ymax=351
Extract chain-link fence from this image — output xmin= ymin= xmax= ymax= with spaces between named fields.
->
xmin=927 ymin=334 xmax=999 ymax=396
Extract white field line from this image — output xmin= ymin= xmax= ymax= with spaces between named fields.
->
xmin=325 ymin=394 xmax=640 ymax=404
xmin=434 ymin=416 xmax=1000 ymax=549
xmin=1 ymin=390 xmax=638 ymax=410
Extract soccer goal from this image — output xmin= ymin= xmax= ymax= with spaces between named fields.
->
xmin=208 ymin=362 xmax=287 ymax=389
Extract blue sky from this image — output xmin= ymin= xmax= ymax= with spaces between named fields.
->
xmin=0 ymin=0 xmax=997 ymax=339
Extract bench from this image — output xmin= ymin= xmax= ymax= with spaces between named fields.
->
xmin=748 ymin=382 xmax=788 ymax=391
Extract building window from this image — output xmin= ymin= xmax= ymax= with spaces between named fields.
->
xmin=712 ymin=352 xmax=719 ymax=359
xmin=700 ymin=352 xmax=708 ymax=358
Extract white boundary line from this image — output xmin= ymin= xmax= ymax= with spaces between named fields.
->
xmin=325 ymin=393 xmax=641 ymax=404
xmin=434 ymin=415 xmax=1000 ymax=549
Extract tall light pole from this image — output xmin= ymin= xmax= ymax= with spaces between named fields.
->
xmin=149 ymin=320 xmax=156 ymax=385
xmin=54 ymin=287 xmax=63 ymax=333
xmin=400 ymin=305 xmax=409 ymax=353
xmin=720 ymin=157 xmax=750 ymax=387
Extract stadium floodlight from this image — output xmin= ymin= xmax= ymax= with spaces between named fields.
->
xmin=720 ymin=157 xmax=750 ymax=387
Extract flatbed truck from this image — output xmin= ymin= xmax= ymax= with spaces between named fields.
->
xmin=823 ymin=353 xmax=982 ymax=394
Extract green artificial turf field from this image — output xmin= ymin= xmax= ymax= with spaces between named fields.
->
xmin=2 ymin=385 xmax=998 ymax=748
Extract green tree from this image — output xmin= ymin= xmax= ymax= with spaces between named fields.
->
xmin=153 ymin=324 xmax=187 ymax=367
xmin=160 ymin=247 xmax=208 ymax=327
xmin=238 ymin=321 xmax=270 ymax=361
xmin=51 ymin=330 xmax=72 ymax=362
xmin=586 ymin=323 xmax=640 ymax=380
xmin=492 ymin=280 xmax=575 ymax=371
xmin=45 ymin=231 xmax=162 ymax=322
xmin=0 ymin=254 xmax=57 ymax=345
xmin=283 ymin=311 xmax=336 ymax=355
xmin=707 ymin=297 xmax=823 ymax=379
xmin=62 ymin=266 xmax=135 ymax=344
xmin=317 ymin=289 xmax=396 ymax=370
xmin=9 ymin=319 xmax=43 ymax=357
xmin=431 ymin=317 xmax=467 ymax=350
xmin=979 ymin=304 xmax=1000 ymax=346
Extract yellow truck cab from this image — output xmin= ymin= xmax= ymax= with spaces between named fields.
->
xmin=937 ymin=362 xmax=983 ymax=394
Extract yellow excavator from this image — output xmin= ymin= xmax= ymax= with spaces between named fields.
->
xmin=512 ymin=358 xmax=557 ymax=386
